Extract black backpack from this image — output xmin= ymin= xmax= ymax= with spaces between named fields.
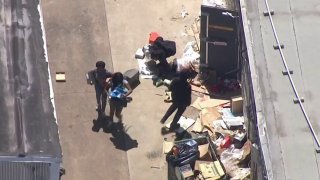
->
xmin=149 ymin=37 xmax=176 ymax=60
xmin=155 ymin=37 xmax=176 ymax=58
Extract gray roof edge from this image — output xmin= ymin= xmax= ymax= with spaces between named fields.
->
xmin=240 ymin=0 xmax=274 ymax=179
xmin=0 ymin=155 xmax=62 ymax=164
xmin=37 ymin=3 xmax=63 ymax=158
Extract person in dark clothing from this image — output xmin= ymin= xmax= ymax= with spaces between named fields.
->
xmin=92 ymin=61 xmax=112 ymax=116
xmin=149 ymin=37 xmax=176 ymax=80
xmin=160 ymin=70 xmax=192 ymax=130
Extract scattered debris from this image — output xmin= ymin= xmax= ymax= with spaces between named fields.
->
xmin=134 ymin=25 xmax=250 ymax=179
xmin=135 ymin=48 xmax=144 ymax=59
xmin=166 ymin=116 xmax=196 ymax=132
xmin=150 ymin=166 xmax=161 ymax=169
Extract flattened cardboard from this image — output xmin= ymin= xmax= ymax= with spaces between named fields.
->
xmin=192 ymin=97 xmax=229 ymax=110
xmin=192 ymin=117 xmax=203 ymax=132
xmin=163 ymin=141 xmax=174 ymax=154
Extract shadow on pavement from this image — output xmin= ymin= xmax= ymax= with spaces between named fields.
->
xmin=109 ymin=122 xmax=138 ymax=151
xmin=92 ymin=116 xmax=138 ymax=151
xmin=92 ymin=115 xmax=111 ymax=133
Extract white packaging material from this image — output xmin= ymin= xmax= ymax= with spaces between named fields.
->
xmin=234 ymin=131 xmax=246 ymax=141
xmin=176 ymin=41 xmax=200 ymax=72
xmin=163 ymin=79 xmax=172 ymax=86
xmin=223 ymin=117 xmax=244 ymax=130
xmin=135 ymin=48 xmax=145 ymax=59
xmin=136 ymin=58 xmax=152 ymax=75
xmin=143 ymin=45 xmax=153 ymax=61
xmin=183 ymin=42 xmax=200 ymax=59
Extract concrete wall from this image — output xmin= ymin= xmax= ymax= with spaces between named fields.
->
xmin=236 ymin=0 xmax=268 ymax=179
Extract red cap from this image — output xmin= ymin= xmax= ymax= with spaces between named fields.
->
xmin=149 ymin=32 xmax=160 ymax=44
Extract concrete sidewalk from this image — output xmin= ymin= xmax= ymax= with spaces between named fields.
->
xmin=41 ymin=0 xmax=202 ymax=179
xmin=105 ymin=1 xmax=202 ymax=179
xmin=41 ymin=0 xmax=129 ymax=179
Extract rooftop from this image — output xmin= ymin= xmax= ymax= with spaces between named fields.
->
xmin=0 ymin=0 xmax=62 ymax=159
xmin=242 ymin=0 xmax=320 ymax=179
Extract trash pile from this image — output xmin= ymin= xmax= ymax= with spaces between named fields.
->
xmin=187 ymin=92 xmax=250 ymax=179
xmin=134 ymin=31 xmax=200 ymax=88
xmin=134 ymin=30 xmax=250 ymax=179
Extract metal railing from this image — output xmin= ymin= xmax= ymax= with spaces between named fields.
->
xmin=264 ymin=0 xmax=320 ymax=149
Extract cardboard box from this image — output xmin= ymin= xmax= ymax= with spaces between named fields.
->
xmin=56 ymin=72 xmax=66 ymax=82
xmin=197 ymin=161 xmax=225 ymax=180
xmin=231 ymin=96 xmax=243 ymax=115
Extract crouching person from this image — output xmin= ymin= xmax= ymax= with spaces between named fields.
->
xmin=160 ymin=70 xmax=191 ymax=130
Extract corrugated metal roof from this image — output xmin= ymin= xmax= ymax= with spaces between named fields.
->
xmin=0 ymin=161 xmax=50 ymax=180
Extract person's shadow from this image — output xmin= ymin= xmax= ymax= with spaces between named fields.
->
xmin=92 ymin=115 xmax=138 ymax=151
xmin=92 ymin=115 xmax=112 ymax=133
xmin=109 ymin=122 xmax=138 ymax=151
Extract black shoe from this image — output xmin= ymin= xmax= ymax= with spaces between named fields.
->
xmin=160 ymin=119 xmax=166 ymax=124
xmin=161 ymin=126 xmax=172 ymax=135
xmin=96 ymin=105 xmax=100 ymax=111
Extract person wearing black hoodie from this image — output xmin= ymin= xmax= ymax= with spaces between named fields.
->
xmin=160 ymin=70 xmax=191 ymax=130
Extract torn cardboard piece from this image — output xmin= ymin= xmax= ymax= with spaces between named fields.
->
xmin=192 ymin=97 xmax=229 ymax=110
xmin=200 ymin=107 xmax=221 ymax=121
xmin=192 ymin=117 xmax=203 ymax=133
xmin=199 ymin=107 xmax=222 ymax=135
xmin=163 ymin=141 xmax=174 ymax=154
xmin=198 ymin=143 xmax=209 ymax=158
xmin=191 ymin=84 xmax=210 ymax=95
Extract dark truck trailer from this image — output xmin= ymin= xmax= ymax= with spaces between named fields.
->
xmin=0 ymin=0 xmax=62 ymax=179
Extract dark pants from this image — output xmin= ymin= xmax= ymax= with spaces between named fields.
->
xmin=157 ymin=60 xmax=170 ymax=79
xmin=95 ymin=85 xmax=107 ymax=114
xmin=161 ymin=103 xmax=187 ymax=129
xmin=109 ymin=98 xmax=124 ymax=122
